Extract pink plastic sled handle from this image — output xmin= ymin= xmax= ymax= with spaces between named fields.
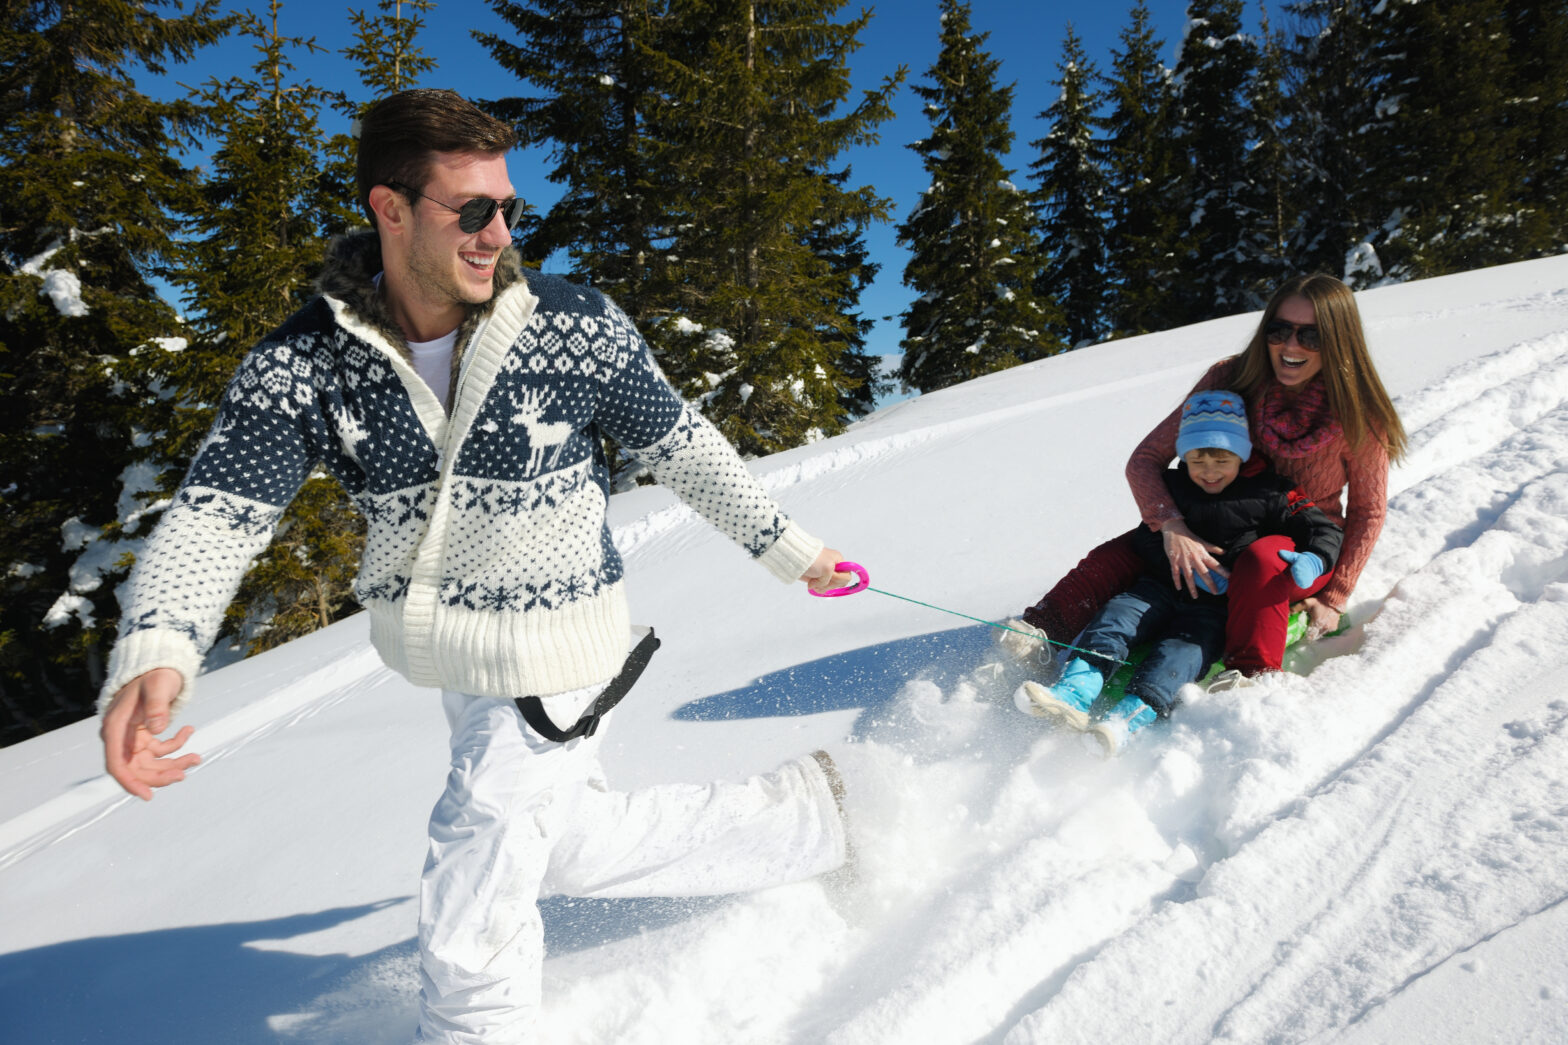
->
xmin=810 ymin=561 xmax=870 ymax=598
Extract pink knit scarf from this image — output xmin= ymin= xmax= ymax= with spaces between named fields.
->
xmin=1256 ymin=377 xmax=1341 ymax=459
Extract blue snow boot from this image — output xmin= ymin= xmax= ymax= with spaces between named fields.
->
xmin=1089 ymin=696 xmax=1159 ymax=756
xmin=1013 ymin=658 xmax=1104 ymax=731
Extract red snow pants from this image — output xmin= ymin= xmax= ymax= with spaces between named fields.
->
xmin=1221 ymin=535 xmax=1332 ymax=675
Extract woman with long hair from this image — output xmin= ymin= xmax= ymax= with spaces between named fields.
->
xmin=1015 ymin=273 xmax=1407 ymax=680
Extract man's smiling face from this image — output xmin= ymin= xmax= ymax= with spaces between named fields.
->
xmin=402 ymin=150 xmax=514 ymax=316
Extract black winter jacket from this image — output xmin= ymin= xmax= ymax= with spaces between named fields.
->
xmin=1130 ymin=460 xmax=1345 ymax=599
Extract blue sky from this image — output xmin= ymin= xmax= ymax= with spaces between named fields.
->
xmin=142 ymin=1 xmax=1212 ymax=362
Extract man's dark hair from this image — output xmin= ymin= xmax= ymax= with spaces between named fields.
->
xmin=357 ymin=88 xmax=517 ymax=226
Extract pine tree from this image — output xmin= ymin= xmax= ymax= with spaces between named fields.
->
xmin=219 ymin=469 xmax=365 ymax=650
xmin=481 ymin=1 xmax=676 ymax=485
xmin=646 ymin=0 xmax=903 ymax=455
xmin=1102 ymin=0 xmax=1182 ymax=336
xmin=322 ymin=0 xmax=440 ymax=238
xmin=1236 ymin=8 xmax=1296 ymax=305
xmin=162 ymin=0 xmax=365 ymax=657
xmin=1362 ymin=0 xmax=1521 ymax=278
xmin=1029 ymin=24 xmax=1111 ymax=348
xmin=1281 ymin=0 xmax=1384 ymax=283
xmin=479 ymin=0 xmax=672 ymax=319
xmin=1168 ymin=0 xmax=1257 ymax=322
xmin=343 ymin=0 xmax=438 ymax=99
xmin=1502 ymin=1 xmax=1568 ymax=258
xmin=0 ymin=0 xmax=229 ymax=742
xmin=483 ymin=0 xmax=897 ymax=459
xmin=897 ymin=0 xmax=1056 ymax=394
xmin=803 ymin=169 xmax=887 ymax=420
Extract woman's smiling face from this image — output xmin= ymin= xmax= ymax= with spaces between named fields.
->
xmin=1269 ymin=294 xmax=1322 ymax=388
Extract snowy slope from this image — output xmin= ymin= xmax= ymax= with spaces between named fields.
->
xmin=4 ymin=256 xmax=1568 ymax=1044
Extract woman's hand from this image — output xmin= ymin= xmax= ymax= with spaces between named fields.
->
xmin=1160 ymin=518 xmax=1226 ymax=598
xmin=1292 ymin=596 xmax=1342 ymax=640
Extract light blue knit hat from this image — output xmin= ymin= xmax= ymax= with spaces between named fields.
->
xmin=1176 ymin=390 xmax=1251 ymax=460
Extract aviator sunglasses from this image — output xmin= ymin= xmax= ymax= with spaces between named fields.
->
xmin=386 ymin=181 xmax=527 ymax=234
xmin=1264 ymin=319 xmax=1321 ymax=351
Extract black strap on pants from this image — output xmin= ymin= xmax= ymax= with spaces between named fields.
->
xmin=514 ymin=627 xmax=661 ymax=743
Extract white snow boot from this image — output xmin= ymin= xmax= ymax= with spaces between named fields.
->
xmin=995 ymin=618 xmax=1052 ymax=665
xmin=1206 ymin=668 xmax=1258 ymax=692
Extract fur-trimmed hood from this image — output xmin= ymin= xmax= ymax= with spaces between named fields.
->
xmin=315 ymin=229 xmax=527 ymax=369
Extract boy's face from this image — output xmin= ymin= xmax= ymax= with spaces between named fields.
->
xmin=1183 ymin=448 xmax=1242 ymax=494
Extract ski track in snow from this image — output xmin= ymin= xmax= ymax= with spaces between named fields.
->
xmin=0 ymin=646 xmax=390 ymax=871
xmin=609 ymin=357 xmax=1205 ymax=564
xmin=950 ymin=331 xmax=1568 ymax=1043
xmin=7 ymin=266 xmax=1568 ymax=1044
xmin=534 ymin=325 xmax=1568 ymax=1044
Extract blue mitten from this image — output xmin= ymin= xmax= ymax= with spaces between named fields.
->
xmin=1196 ymin=569 xmax=1228 ymax=595
xmin=1278 ymin=549 xmax=1325 ymax=588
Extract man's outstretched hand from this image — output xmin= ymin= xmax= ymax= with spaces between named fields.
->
xmin=100 ymin=668 xmax=200 ymax=801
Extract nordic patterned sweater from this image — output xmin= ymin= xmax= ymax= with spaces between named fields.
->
xmin=100 ymin=232 xmax=823 ymax=712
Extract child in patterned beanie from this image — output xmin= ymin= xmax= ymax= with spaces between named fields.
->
xmin=1011 ymin=390 xmax=1345 ymax=754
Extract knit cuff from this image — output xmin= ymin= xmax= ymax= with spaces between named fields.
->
xmin=756 ymin=519 xmax=825 ymax=584
xmin=97 ymin=628 xmax=200 ymax=717
xmin=1314 ymin=583 xmax=1349 ymax=614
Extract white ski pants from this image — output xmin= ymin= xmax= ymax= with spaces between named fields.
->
xmin=414 ymin=684 xmax=847 ymax=1044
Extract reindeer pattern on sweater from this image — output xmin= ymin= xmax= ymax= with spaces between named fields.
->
xmin=103 ymin=233 xmax=822 ymax=711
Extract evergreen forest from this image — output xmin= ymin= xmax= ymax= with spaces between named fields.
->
xmin=2 ymin=0 xmax=1564 ymax=744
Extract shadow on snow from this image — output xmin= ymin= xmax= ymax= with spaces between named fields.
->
xmin=0 ymin=894 xmax=759 ymax=1044
xmin=0 ymin=902 xmax=416 ymax=1045
xmin=669 ymin=624 xmax=997 ymax=727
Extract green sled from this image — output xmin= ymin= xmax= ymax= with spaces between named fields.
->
xmin=1098 ymin=610 xmax=1347 ymax=702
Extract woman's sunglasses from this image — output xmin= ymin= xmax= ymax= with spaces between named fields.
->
xmin=1264 ymin=319 xmax=1321 ymax=351
xmin=387 ymin=181 xmax=527 ymax=234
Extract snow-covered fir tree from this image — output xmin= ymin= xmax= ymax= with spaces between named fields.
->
xmin=1236 ymin=10 xmax=1296 ymax=305
xmin=1168 ymin=0 xmax=1257 ymax=323
xmin=803 ymin=168 xmax=888 ymax=421
xmin=163 ymin=1 xmax=365 ymax=655
xmin=898 ymin=0 xmax=1055 ymax=394
xmin=1101 ymin=0 xmax=1182 ymax=337
xmin=1502 ymin=1 xmax=1568 ymax=260
xmin=1363 ymin=0 xmax=1548 ymax=279
xmin=1029 ymin=24 xmax=1111 ymax=349
xmin=1280 ymin=0 xmax=1384 ymax=283
xmin=480 ymin=0 xmax=672 ymax=312
xmin=481 ymin=0 xmax=679 ymax=485
xmin=647 ymin=0 xmax=902 ymax=456
xmin=318 ymin=0 xmax=439 ymax=244
xmin=485 ymin=0 xmax=897 ymax=459
xmin=0 ymin=0 xmax=229 ymax=742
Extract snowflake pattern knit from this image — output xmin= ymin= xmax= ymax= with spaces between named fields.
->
xmin=102 ymin=234 xmax=821 ymax=712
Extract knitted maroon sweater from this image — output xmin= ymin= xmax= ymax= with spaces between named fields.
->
xmin=1126 ymin=359 xmax=1390 ymax=611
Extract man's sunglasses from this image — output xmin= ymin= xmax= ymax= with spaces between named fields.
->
xmin=1264 ymin=319 xmax=1321 ymax=351
xmin=386 ymin=181 xmax=527 ymax=234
